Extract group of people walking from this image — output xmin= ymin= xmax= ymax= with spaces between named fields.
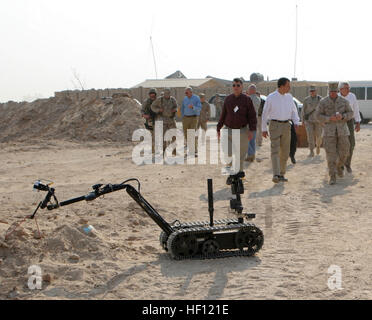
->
xmin=141 ymin=86 xmax=211 ymax=156
xmin=141 ymin=78 xmax=360 ymax=186
xmin=217 ymin=77 xmax=360 ymax=185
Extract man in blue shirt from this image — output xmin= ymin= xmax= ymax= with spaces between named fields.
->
xmin=182 ymin=87 xmax=202 ymax=154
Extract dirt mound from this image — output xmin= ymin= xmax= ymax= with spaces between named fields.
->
xmin=0 ymin=95 xmax=144 ymax=143
xmin=0 ymin=220 xmax=119 ymax=299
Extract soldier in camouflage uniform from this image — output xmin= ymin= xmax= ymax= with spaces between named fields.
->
xmin=141 ymin=88 xmax=157 ymax=154
xmin=151 ymin=88 xmax=178 ymax=155
xmin=214 ymin=95 xmax=223 ymax=120
xmin=302 ymin=86 xmax=323 ymax=157
xmin=197 ymin=93 xmax=211 ymax=141
xmin=316 ymin=82 xmax=354 ymax=185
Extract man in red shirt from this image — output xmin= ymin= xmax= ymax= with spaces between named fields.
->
xmin=217 ymin=78 xmax=256 ymax=180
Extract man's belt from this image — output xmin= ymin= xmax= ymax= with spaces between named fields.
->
xmin=271 ymin=120 xmax=290 ymax=123
xmin=226 ymin=125 xmax=247 ymax=129
xmin=184 ymin=115 xmax=197 ymax=118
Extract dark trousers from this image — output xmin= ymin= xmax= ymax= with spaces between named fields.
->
xmin=290 ymin=122 xmax=297 ymax=158
xmin=345 ymin=120 xmax=355 ymax=167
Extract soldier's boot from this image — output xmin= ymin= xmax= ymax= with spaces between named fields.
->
xmin=309 ymin=149 xmax=315 ymax=158
xmin=245 ymin=154 xmax=255 ymax=162
xmin=316 ymin=146 xmax=321 ymax=155
xmin=345 ymin=165 xmax=353 ymax=173
xmin=329 ymin=175 xmax=336 ymax=185
xmin=337 ymin=166 xmax=344 ymax=178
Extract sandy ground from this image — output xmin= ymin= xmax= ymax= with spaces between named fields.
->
xmin=0 ymin=123 xmax=372 ymax=300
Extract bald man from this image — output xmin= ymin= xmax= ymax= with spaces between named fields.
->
xmin=181 ymin=87 xmax=202 ymax=154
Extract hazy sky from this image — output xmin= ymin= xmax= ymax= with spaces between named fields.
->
xmin=1 ymin=0 xmax=371 ymax=102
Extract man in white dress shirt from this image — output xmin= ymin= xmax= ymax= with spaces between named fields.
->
xmin=262 ymin=78 xmax=300 ymax=183
xmin=338 ymin=82 xmax=361 ymax=173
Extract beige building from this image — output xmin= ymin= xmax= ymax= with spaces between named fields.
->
xmin=255 ymin=81 xmax=329 ymax=101
xmin=132 ymin=77 xmax=228 ymax=90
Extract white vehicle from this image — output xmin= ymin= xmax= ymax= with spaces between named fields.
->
xmin=348 ymin=81 xmax=372 ymax=124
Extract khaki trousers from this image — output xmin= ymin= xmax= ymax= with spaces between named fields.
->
xmin=154 ymin=118 xmax=177 ymax=155
xmin=324 ymin=135 xmax=350 ymax=177
xmin=197 ymin=119 xmax=208 ymax=142
xmin=256 ymin=116 xmax=263 ymax=146
xmin=182 ymin=116 xmax=199 ymax=151
xmin=345 ymin=120 xmax=355 ymax=167
xmin=225 ymin=126 xmax=249 ymax=173
xmin=305 ymin=121 xmax=323 ymax=151
xmin=197 ymin=119 xmax=208 ymax=131
xmin=269 ymin=121 xmax=291 ymax=176
xmin=163 ymin=120 xmax=177 ymax=154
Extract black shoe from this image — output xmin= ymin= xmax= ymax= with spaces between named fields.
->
xmin=279 ymin=176 xmax=288 ymax=182
xmin=226 ymin=176 xmax=233 ymax=185
xmin=290 ymin=156 xmax=296 ymax=164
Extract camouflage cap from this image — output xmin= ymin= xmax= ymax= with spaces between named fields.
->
xmin=199 ymin=93 xmax=205 ymax=98
xmin=328 ymin=82 xmax=339 ymax=92
xmin=309 ymin=85 xmax=316 ymax=92
xmin=163 ymin=88 xmax=171 ymax=95
xmin=149 ymin=88 xmax=157 ymax=95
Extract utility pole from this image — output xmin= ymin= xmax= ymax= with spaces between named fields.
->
xmin=150 ymin=36 xmax=158 ymax=79
xmin=294 ymin=3 xmax=298 ymax=80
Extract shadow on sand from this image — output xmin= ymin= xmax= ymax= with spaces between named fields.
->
xmin=312 ymin=175 xmax=359 ymax=203
xmin=297 ymin=155 xmax=325 ymax=166
xmin=199 ymin=187 xmax=231 ymax=203
xmin=41 ymin=262 xmax=153 ymax=299
xmin=41 ymin=252 xmax=261 ymax=300
xmin=248 ymin=184 xmax=285 ymax=199
xmin=158 ymin=253 xmax=261 ymax=299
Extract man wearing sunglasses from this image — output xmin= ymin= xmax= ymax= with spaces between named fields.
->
xmin=217 ymin=78 xmax=256 ymax=178
xmin=262 ymin=78 xmax=300 ymax=183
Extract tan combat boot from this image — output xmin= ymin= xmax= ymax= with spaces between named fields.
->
xmin=345 ymin=165 xmax=353 ymax=174
xmin=245 ymin=155 xmax=255 ymax=162
xmin=316 ymin=146 xmax=321 ymax=155
xmin=337 ymin=166 xmax=344 ymax=178
xmin=329 ymin=175 xmax=336 ymax=185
